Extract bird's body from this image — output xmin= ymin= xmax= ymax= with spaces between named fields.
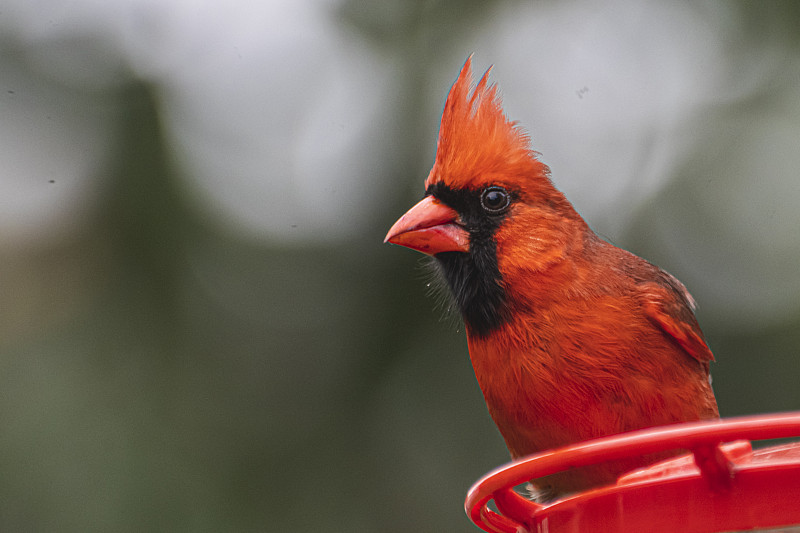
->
xmin=385 ymin=58 xmax=718 ymax=497
xmin=465 ymin=231 xmax=718 ymax=495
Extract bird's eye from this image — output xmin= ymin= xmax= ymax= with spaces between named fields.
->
xmin=480 ymin=186 xmax=511 ymax=215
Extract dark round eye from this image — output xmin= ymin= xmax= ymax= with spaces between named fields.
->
xmin=480 ymin=186 xmax=511 ymax=214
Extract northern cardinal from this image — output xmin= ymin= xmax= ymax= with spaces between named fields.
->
xmin=385 ymin=58 xmax=719 ymax=498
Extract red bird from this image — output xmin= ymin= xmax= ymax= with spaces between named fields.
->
xmin=385 ymin=58 xmax=719 ymax=498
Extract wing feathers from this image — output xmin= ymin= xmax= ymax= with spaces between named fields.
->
xmin=638 ymin=279 xmax=714 ymax=363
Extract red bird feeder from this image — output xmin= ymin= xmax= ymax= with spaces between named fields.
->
xmin=466 ymin=412 xmax=800 ymax=532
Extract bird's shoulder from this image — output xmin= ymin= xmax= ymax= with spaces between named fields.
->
xmin=604 ymin=245 xmax=714 ymax=364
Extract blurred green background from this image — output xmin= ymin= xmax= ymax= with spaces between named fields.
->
xmin=1 ymin=1 xmax=799 ymax=531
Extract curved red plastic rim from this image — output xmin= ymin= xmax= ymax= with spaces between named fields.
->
xmin=465 ymin=412 xmax=800 ymax=533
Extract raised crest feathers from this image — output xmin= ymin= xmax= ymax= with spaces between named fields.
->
xmin=426 ymin=57 xmax=548 ymax=193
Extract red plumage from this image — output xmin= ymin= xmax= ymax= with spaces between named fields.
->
xmin=385 ymin=57 xmax=718 ymax=498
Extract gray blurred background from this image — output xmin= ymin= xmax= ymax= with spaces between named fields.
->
xmin=1 ymin=0 xmax=799 ymax=531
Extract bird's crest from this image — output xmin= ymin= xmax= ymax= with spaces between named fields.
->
xmin=425 ymin=57 xmax=550 ymax=195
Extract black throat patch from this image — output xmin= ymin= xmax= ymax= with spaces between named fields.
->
xmin=426 ymin=182 xmax=513 ymax=337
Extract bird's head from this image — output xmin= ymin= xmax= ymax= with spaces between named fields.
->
xmin=385 ymin=57 xmax=586 ymax=336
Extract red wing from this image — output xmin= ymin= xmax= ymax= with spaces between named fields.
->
xmin=638 ymin=279 xmax=714 ymax=363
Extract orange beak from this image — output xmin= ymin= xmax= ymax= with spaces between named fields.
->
xmin=384 ymin=196 xmax=469 ymax=255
